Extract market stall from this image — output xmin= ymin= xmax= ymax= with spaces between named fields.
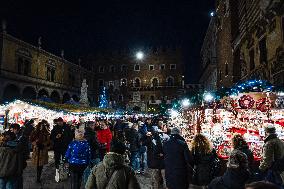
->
xmin=183 ymin=90 xmax=284 ymax=160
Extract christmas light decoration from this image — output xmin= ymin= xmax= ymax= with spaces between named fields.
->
xmin=99 ymin=87 xmax=108 ymax=108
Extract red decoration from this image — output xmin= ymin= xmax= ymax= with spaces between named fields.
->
xmin=256 ymin=98 xmax=270 ymax=112
xmin=239 ymin=95 xmax=255 ymax=109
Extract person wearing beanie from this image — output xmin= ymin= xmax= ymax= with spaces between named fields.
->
xmin=85 ymin=140 xmax=141 ymax=189
xmin=163 ymin=127 xmax=193 ymax=189
xmin=51 ymin=117 xmax=73 ymax=182
xmin=208 ymin=149 xmax=250 ymax=189
xmin=259 ymin=124 xmax=284 ymax=186
xmin=65 ymin=127 xmax=91 ymax=189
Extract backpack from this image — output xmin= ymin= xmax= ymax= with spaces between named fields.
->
xmin=0 ymin=147 xmax=19 ymax=177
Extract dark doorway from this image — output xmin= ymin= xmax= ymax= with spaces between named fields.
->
xmin=22 ymin=86 xmax=37 ymax=100
xmin=38 ymin=89 xmax=49 ymax=98
xmin=72 ymin=95 xmax=79 ymax=102
xmin=62 ymin=93 xmax=71 ymax=103
xmin=50 ymin=91 xmax=61 ymax=103
xmin=2 ymin=84 xmax=21 ymax=102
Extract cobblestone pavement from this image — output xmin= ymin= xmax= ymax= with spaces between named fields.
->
xmin=23 ymin=152 xmax=152 ymax=189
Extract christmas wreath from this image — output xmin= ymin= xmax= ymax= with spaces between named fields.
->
xmin=238 ymin=95 xmax=255 ymax=109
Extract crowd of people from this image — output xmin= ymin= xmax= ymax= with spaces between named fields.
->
xmin=0 ymin=116 xmax=284 ymax=189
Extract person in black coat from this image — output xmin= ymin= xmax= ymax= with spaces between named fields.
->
xmin=144 ymin=125 xmax=164 ymax=189
xmin=208 ymin=149 xmax=250 ymax=189
xmin=50 ymin=117 xmax=73 ymax=182
xmin=127 ymin=123 xmax=141 ymax=173
xmin=163 ymin=127 xmax=193 ymax=189
xmin=84 ymin=121 xmax=100 ymax=163
xmin=232 ymin=134 xmax=254 ymax=170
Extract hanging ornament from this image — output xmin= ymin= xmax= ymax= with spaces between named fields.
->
xmin=223 ymin=98 xmax=234 ymax=110
xmin=256 ymin=98 xmax=270 ymax=112
xmin=239 ymin=95 xmax=255 ymax=109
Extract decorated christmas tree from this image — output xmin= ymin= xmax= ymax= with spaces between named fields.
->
xmin=99 ymin=87 xmax=108 ymax=108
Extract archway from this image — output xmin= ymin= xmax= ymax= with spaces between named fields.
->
xmin=50 ymin=91 xmax=61 ymax=103
xmin=22 ymin=86 xmax=37 ymax=100
xmin=72 ymin=95 xmax=79 ymax=102
xmin=62 ymin=93 xmax=71 ymax=103
xmin=151 ymin=78 xmax=159 ymax=87
xmin=2 ymin=84 xmax=21 ymax=102
xmin=134 ymin=78 xmax=141 ymax=87
xmin=38 ymin=89 xmax=49 ymax=98
xmin=166 ymin=77 xmax=174 ymax=86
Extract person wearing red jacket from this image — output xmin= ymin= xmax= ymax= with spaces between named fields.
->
xmin=97 ymin=121 xmax=112 ymax=160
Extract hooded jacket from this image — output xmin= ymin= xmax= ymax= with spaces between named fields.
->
xmin=85 ymin=152 xmax=140 ymax=189
xmin=259 ymin=133 xmax=284 ymax=171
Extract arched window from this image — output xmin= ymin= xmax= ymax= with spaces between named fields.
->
xmin=118 ymin=95 xmax=123 ymax=101
xmin=166 ymin=76 xmax=174 ymax=86
xmin=99 ymin=66 xmax=104 ymax=73
xmin=98 ymin=79 xmax=104 ymax=87
xmin=151 ymin=77 xmax=159 ymax=87
xmin=109 ymin=65 xmax=115 ymax=73
xmin=134 ymin=64 xmax=140 ymax=71
xmin=134 ymin=78 xmax=141 ymax=87
xmin=16 ymin=48 xmax=32 ymax=76
xmin=121 ymin=78 xmax=127 ymax=86
xmin=121 ymin=65 xmax=127 ymax=72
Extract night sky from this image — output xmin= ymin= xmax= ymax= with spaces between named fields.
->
xmin=0 ymin=0 xmax=214 ymax=83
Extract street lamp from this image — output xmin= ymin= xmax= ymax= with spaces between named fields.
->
xmin=210 ymin=11 xmax=215 ymax=17
xmin=181 ymin=98 xmax=190 ymax=108
xmin=136 ymin=51 xmax=144 ymax=60
xmin=204 ymin=92 xmax=214 ymax=102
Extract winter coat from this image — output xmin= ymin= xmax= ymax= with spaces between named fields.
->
xmin=97 ymin=128 xmax=112 ymax=152
xmin=138 ymin=123 xmax=148 ymax=136
xmin=0 ymin=141 xmax=24 ymax=177
xmin=163 ymin=134 xmax=193 ymax=189
xmin=65 ymin=140 xmax=91 ymax=165
xmin=145 ymin=132 xmax=164 ymax=169
xmin=236 ymin=145 xmax=254 ymax=170
xmin=259 ymin=134 xmax=284 ymax=171
xmin=127 ymin=129 xmax=141 ymax=152
xmin=85 ymin=152 xmax=141 ymax=189
xmin=84 ymin=127 xmax=100 ymax=159
xmin=30 ymin=130 xmax=50 ymax=166
xmin=50 ymin=124 xmax=73 ymax=152
xmin=208 ymin=168 xmax=250 ymax=189
xmin=113 ymin=121 xmax=125 ymax=141
xmin=192 ymin=149 xmax=218 ymax=186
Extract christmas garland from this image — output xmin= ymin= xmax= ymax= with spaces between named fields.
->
xmin=239 ymin=95 xmax=255 ymax=109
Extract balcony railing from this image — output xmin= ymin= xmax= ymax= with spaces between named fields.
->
xmin=129 ymin=85 xmax=181 ymax=91
xmin=0 ymin=68 xmax=81 ymax=92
